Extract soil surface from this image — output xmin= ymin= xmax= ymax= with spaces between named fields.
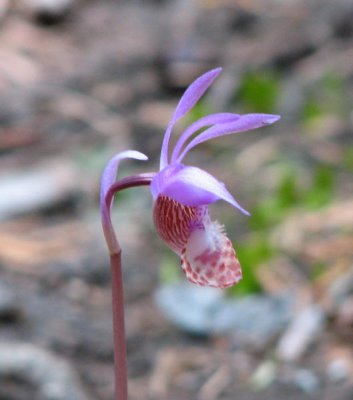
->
xmin=0 ymin=1 xmax=353 ymax=399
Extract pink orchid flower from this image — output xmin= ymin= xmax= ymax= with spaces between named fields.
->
xmin=101 ymin=67 xmax=280 ymax=289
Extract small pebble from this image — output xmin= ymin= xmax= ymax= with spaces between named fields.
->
xmin=327 ymin=359 xmax=350 ymax=383
xmin=277 ymin=306 xmax=324 ymax=361
xmin=0 ymin=342 xmax=91 ymax=400
xmin=294 ymin=369 xmax=320 ymax=394
xmin=155 ymin=282 xmax=293 ymax=350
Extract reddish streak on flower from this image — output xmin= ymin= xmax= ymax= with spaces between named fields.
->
xmin=153 ymin=195 xmax=196 ymax=253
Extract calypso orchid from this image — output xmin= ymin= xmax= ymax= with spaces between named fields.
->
xmin=100 ymin=67 xmax=280 ymax=400
xmin=101 ymin=67 xmax=280 ymax=289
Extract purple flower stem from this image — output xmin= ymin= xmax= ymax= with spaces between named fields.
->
xmin=105 ymin=173 xmax=156 ymax=212
xmin=104 ymin=173 xmax=155 ymax=400
xmin=110 ymin=251 xmax=128 ymax=400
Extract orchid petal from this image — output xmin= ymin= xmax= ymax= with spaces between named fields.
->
xmin=100 ymin=150 xmax=148 ymax=254
xmin=173 ymin=67 xmax=223 ymax=121
xmin=151 ymin=165 xmax=249 ymax=215
xmin=171 ymin=113 xmax=240 ymax=163
xmin=160 ymin=68 xmax=222 ymax=170
xmin=100 ymin=150 xmax=148 ymax=202
xmin=177 ymin=114 xmax=280 ymax=162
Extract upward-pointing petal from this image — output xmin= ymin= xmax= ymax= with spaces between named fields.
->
xmin=173 ymin=67 xmax=222 ymax=121
xmin=100 ymin=150 xmax=149 ymax=255
xmin=159 ymin=68 xmax=222 ymax=170
xmin=100 ymin=150 xmax=148 ymax=202
xmin=177 ymin=114 xmax=280 ymax=162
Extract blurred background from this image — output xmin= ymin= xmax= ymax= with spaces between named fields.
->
xmin=0 ymin=0 xmax=353 ymax=399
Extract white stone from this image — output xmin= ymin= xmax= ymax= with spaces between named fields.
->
xmin=277 ymin=306 xmax=324 ymax=361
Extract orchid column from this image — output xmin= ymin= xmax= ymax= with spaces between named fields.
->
xmin=100 ymin=68 xmax=280 ymax=400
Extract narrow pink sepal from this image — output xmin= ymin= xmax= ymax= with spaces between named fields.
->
xmin=171 ymin=112 xmax=240 ymax=163
xmin=159 ymin=68 xmax=222 ymax=170
xmin=100 ymin=150 xmax=148 ymax=254
xmin=177 ymin=114 xmax=280 ymax=162
xmin=172 ymin=68 xmax=222 ymax=121
xmin=101 ymin=150 xmax=148 ymax=201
